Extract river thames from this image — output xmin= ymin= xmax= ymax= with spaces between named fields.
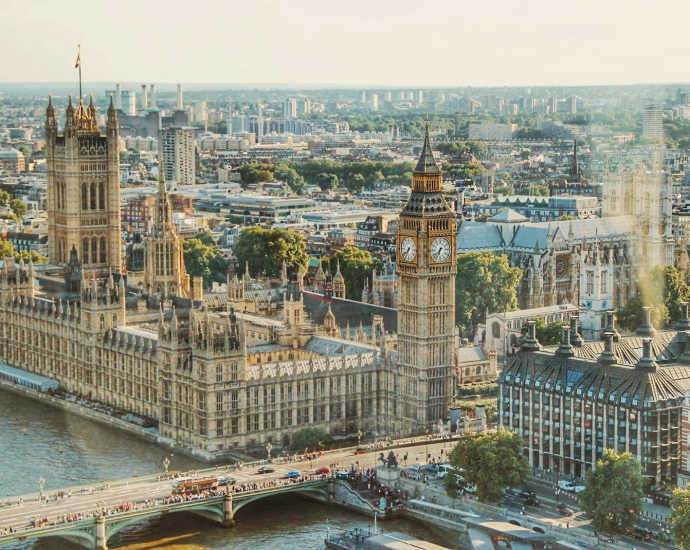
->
xmin=0 ymin=390 xmax=458 ymax=550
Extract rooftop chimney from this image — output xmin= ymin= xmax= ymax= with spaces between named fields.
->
xmin=177 ymin=84 xmax=183 ymax=110
xmin=635 ymin=338 xmax=657 ymax=371
xmin=598 ymin=331 xmax=616 ymax=366
xmin=522 ymin=320 xmax=542 ymax=352
xmin=636 ymin=306 xmax=656 ymax=338
xmin=604 ymin=310 xmax=620 ymax=342
xmin=569 ymin=315 xmax=584 ymax=347
xmin=141 ymin=84 xmax=148 ymax=109
xmin=150 ymin=84 xmax=156 ymax=109
xmin=675 ymin=301 xmax=690 ymax=330
xmin=556 ymin=325 xmax=574 ymax=358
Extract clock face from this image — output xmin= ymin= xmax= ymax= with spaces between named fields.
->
xmin=431 ymin=237 xmax=451 ymax=263
xmin=400 ymin=237 xmax=417 ymax=262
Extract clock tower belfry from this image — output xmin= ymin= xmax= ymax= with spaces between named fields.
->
xmin=397 ymin=122 xmax=457 ymax=431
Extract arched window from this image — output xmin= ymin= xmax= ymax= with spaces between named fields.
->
xmin=90 ymin=182 xmax=97 ymax=210
xmin=100 ymin=237 xmax=106 ymax=264
xmin=492 ymin=321 xmax=501 ymax=339
xmin=91 ymin=238 xmax=98 ymax=265
xmin=609 ymin=190 xmax=617 ymax=213
xmin=82 ymin=183 xmax=88 ymax=210
xmin=624 ymin=189 xmax=632 ymax=213
xmin=82 ymin=237 xmax=89 ymax=264
xmin=99 ymin=182 xmax=105 ymax=210
xmin=231 ymin=361 xmax=238 ymax=381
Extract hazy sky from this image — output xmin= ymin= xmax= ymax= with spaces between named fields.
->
xmin=2 ymin=0 xmax=688 ymax=87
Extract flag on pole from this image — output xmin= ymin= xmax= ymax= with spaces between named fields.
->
xmin=75 ymin=51 xmax=80 ymax=69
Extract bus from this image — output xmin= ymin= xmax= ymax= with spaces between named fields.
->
xmin=172 ymin=477 xmax=220 ymax=495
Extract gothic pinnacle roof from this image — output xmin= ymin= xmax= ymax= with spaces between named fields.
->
xmin=414 ymin=121 xmax=440 ymax=174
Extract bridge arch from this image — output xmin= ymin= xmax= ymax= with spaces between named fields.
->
xmin=232 ymin=484 xmax=330 ymax=515
xmin=27 ymin=527 xmax=96 ymax=549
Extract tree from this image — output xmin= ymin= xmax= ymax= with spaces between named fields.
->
xmin=9 ymin=199 xmax=27 ymax=217
xmin=494 ymin=185 xmax=514 ymax=195
xmin=194 ymin=230 xmax=216 ymax=246
xmin=516 ymin=184 xmax=549 ymax=197
xmin=238 ymin=163 xmax=273 ymax=184
xmin=0 ymin=238 xmax=46 ymax=264
xmin=558 ymin=215 xmax=577 ymax=221
xmin=0 ymin=239 xmax=14 ymax=259
xmin=316 ymin=172 xmax=339 ymax=191
xmin=671 ymin=488 xmax=690 ymax=550
xmin=182 ymin=238 xmax=229 ymax=287
xmin=579 ymin=449 xmax=644 ymax=534
xmin=455 ymin=252 xmax=522 ymax=332
xmin=617 ymin=265 xmax=690 ymax=331
xmin=323 ymin=246 xmax=382 ymax=300
xmin=445 ymin=428 xmax=528 ymax=504
xmin=520 ymin=318 xmax=565 ymax=346
xmin=0 ymin=190 xmax=10 ymax=206
xmin=233 ymin=227 xmax=308 ymax=278
xmin=289 ymin=427 xmax=332 ymax=452
xmin=273 ymin=164 xmax=305 ymax=194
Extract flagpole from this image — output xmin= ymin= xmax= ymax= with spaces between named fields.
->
xmin=78 ymin=44 xmax=82 ymax=100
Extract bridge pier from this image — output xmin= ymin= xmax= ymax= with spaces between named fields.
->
xmin=221 ymin=493 xmax=235 ymax=527
xmin=95 ymin=516 xmax=108 ymax=550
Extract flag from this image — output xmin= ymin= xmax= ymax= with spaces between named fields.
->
xmin=75 ymin=52 xmax=80 ymax=69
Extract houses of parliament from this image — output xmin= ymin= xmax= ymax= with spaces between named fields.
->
xmin=0 ymin=96 xmax=458 ymax=459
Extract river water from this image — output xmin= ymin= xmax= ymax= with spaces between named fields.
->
xmin=0 ymin=390 xmax=459 ymax=550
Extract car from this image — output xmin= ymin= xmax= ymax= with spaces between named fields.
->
xmin=315 ymin=466 xmax=330 ymax=475
xmin=257 ymin=466 xmax=275 ymax=474
xmin=557 ymin=503 xmax=574 ymax=517
xmin=525 ymin=496 xmax=540 ymax=507
xmin=216 ymin=476 xmax=236 ymax=486
xmin=518 ymin=490 xmax=536 ymax=500
xmin=335 ymin=470 xmax=353 ymax=480
xmin=284 ymin=470 xmax=302 ymax=479
xmin=408 ymin=464 xmax=422 ymax=472
xmin=629 ymin=526 xmax=653 ymax=541
xmin=422 ymin=465 xmax=438 ymax=473
xmin=558 ymin=480 xmax=585 ymax=493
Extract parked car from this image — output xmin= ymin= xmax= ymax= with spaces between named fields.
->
xmin=519 ymin=490 xmax=536 ymax=500
xmin=557 ymin=503 xmax=574 ymax=517
xmin=257 ymin=466 xmax=275 ymax=474
xmin=629 ymin=526 xmax=653 ymax=541
xmin=558 ymin=480 xmax=585 ymax=493
xmin=525 ymin=496 xmax=540 ymax=507
xmin=335 ymin=470 xmax=353 ymax=480
xmin=284 ymin=470 xmax=302 ymax=479
xmin=315 ymin=467 xmax=330 ymax=475
xmin=217 ymin=476 xmax=236 ymax=486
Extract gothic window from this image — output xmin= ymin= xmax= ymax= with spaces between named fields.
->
xmin=624 ymin=190 xmax=632 ymax=213
xmin=91 ymin=238 xmax=98 ymax=265
xmin=586 ymin=271 xmax=594 ymax=295
xmin=90 ymin=182 xmax=97 ymax=210
xmin=82 ymin=183 xmax=88 ymax=211
xmin=82 ymin=237 xmax=89 ymax=264
xmin=644 ymin=192 xmax=651 ymax=215
xmin=216 ymin=364 xmax=222 ymax=382
xmin=601 ymin=271 xmax=607 ymax=294
xmin=100 ymin=237 xmax=106 ymax=264
xmin=492 ymin=322 xmax=500 ymax=339
xmin=609 ymin=190 xmax=617 ymax=213
xmin=231 ymin=361 xmax=238 ymax=381
xmin=99 ymin=182 xmax=105 ymax=210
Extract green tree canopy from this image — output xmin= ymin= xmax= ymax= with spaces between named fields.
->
xmin=234 ymin=227 xmax=308 ymax=278
xmin=617 ymin=265 xmax=690 ymax=331
xmin=520 ymin=318 xmax=565 ymax=346
xmin=182 ymin=238 xmax=229 ymax=288
xmin=0 ymin=190 xmax=10 ymax=206
xmin=238 ymin=163 xmax=274 ymax=184
xmin=273 ymin=164 xmax=305 ymax=194
xmin=9 ymin=199 xmax=27 ymax=217
xmin=445 ymin=428 xmax=528 ymax=504
xmin=0 ymin=238 xmax=46 ymax=263
xmin=671 ymin=488 xmax=690 ymax=550
xmin=579 ymin=449 xmax=644 ymax=534
xmin=322 ymin=246 xmax=382 ymax=300
xmin=494 ymin=184 xmax=514 ymax=195
xmin=516 ymin=184 xmax=550 ymax=197
xmin=289 ymin=427 xmax=332 ymax=452
xmin=456 ymin=252 xmax=522 ymax=332
xmin=316 ymin=172 xmax=339 ymax=191
xmin=194 ymin=230 xmax=216 ymax=246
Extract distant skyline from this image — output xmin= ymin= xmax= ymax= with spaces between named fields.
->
xmin=2 ymin=0 xmax=689 ymax=87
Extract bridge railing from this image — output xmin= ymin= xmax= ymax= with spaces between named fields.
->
xmin=0 ymin=478 xmax=331 ymax=544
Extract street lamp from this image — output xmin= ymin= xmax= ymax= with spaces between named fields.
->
xmin=425 ymin=428 xmax=429 ymax=463
xmin=163 ymin=457 xmax=170 ymax=474
xmin=38 ymin=477 xmax=45 ymax=499
xmin=555 ymin=462 xmax=560 ymax=503
xmin=266 ymin=441 xmax=273 ymax=462
xmin=357 ymin=429 xmax=363 ymax=446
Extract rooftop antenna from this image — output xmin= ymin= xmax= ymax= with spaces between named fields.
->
xmin=75 ymin=44 xmax=82 ymax=100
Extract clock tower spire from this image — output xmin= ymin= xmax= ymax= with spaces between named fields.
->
xmin=396 ymin=120 xmax=457 ymax=431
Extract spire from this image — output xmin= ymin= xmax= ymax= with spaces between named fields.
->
xmin=414 ymin=118 xmax=440 ymax=174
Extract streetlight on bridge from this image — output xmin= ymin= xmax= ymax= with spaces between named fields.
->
xmin=266 ymin=441 xmax=273 ymax=462
xmin=357 ymin=429 xmax=363 ymax=446
xmin=163 ymin=457 xmax=170 ymax=474
xmin=38 ymin=477 xmax=45 ymax=499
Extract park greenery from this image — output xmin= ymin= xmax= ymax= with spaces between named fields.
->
xmin=455 ymin=251 xmax=522 ymax=332
xmin=234 ymin=227 xmax=309 ymax=279
xmin=444 ymin=428 xmax=528 ymax=504
xmin=520 ymin=318 xmax=566 ymax=346
xmin=670 ymin=488 xmax=690 ymax=550
xmin=321 ymin=246 xmax=382 ymax=301
xmin=182 ymin=235 xmax=229 ymax=288
xmin=579 ymin=450 xmax=644 ymax=534
xmin=289 ymin=427 xmax=332 ymax=452
xmin=617 ymin=265 xmax=690 ymax=331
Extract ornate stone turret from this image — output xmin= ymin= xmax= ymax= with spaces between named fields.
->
xmin=332 ymin=260 xmax=346 ymax=298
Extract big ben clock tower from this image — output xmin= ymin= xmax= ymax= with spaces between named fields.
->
xmin=397 ymin=121 xmax=457 ymax=431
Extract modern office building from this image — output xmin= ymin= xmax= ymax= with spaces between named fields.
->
xmin=642 ymin=107 xmax=664 ymax=140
